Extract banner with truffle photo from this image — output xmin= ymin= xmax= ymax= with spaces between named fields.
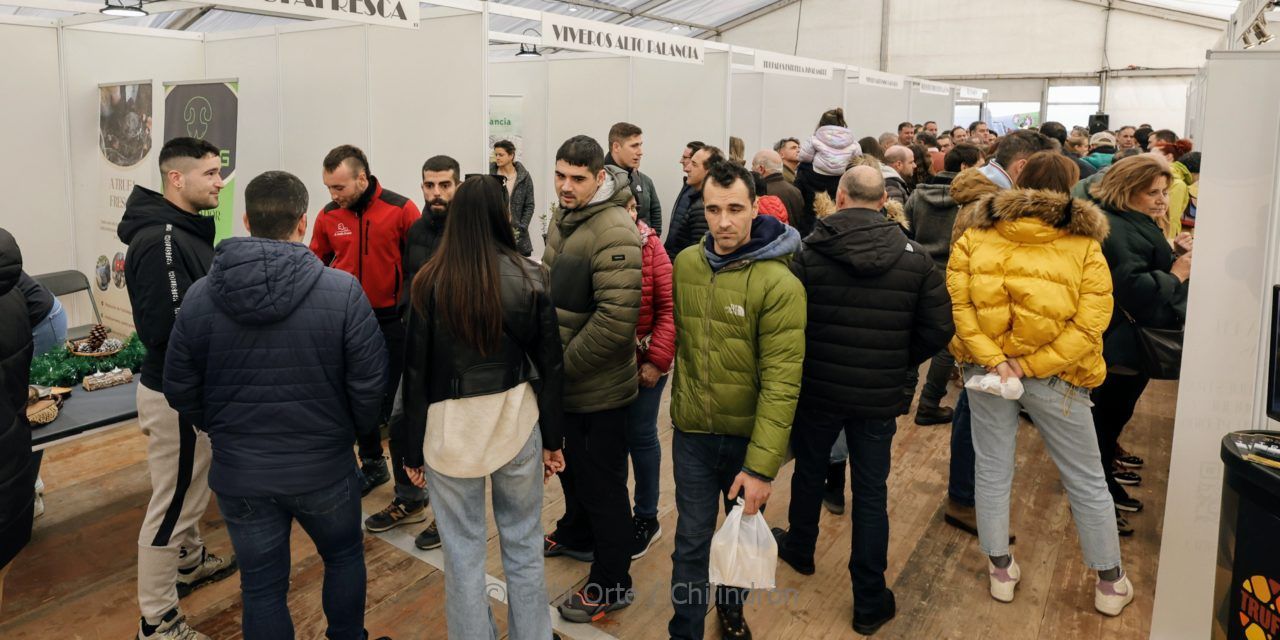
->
xmin=97 ymin=80 xmax=155 ymax=334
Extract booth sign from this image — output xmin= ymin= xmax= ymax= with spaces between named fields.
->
xmin=215 ymin=0 xmax=419 ymax=29
xmin=753 ymin=51 xmax=834 ymax=80
xmin=542 ymin=13 xmax=704 ymax=65
xmin=918 ymin=80 xmax=951 ymax=96
xmin=858 ymin=69 xmax=904 ymax=90
xmin=958 ymin=86 xmax=987 ymax=101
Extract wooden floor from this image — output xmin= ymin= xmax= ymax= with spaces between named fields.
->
xmin=0 ymin=375 xmax=1177 ymax=639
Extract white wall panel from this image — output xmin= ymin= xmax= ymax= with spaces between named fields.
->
xmin=760 ymin=71 xmax=847 ymax=160
xmin=731 ymin=72 xmax=765 ymax=161
xmin=1106 ymin=76 xmax=1194 ymax=134
xmin=1105 ymin=11 xmax=1220 ymax=69
xmin=721 ymin=0 xmax=881 ymax=71
xmin=488 ymin=58 xmax=549 ymax=256
xmin=909 ymin=87 xmax=956 ymax=130
xmin=0 ymin=23 xmax=72 ymax=276
xmin=845 ymin=82 xmax=910 ymax=140
xmin=545 ymin=56 xmax=631 ymax=221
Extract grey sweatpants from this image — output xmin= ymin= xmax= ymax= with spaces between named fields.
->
xmin=136 ymin=384 xmax=213 ymax=622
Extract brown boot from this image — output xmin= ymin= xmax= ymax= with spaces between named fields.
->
xmin=944 ymin=499 xmax=1016 ymax=544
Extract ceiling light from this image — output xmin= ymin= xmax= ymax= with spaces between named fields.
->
xmin=671 ymin=25 xmax=680 ymax=30
xmin=568 ymin=6 xmax=577 ymax=10
xmin=1251 ymin=16 xmax=1275 ymax=46
xmin=1242 ymin=29 xmax=1257 ymax=48
xmin=100 ymin=0 xmax=147 ymax=16
xmin=516 ymin=43 xmax=542 ymax=57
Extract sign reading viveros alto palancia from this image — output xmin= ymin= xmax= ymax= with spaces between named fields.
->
xmin=215 ymin=0 xmax=419 ymax=29
xmin=542 ymin=13 xmax=704 ymax=64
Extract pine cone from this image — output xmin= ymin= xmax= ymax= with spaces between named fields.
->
xmin=86 ymin=324 xmax=108 ymax=351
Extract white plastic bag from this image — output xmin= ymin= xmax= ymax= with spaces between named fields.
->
xmin=708 ymin=498 xmax=778 ymax=590
xmin=964 ymin=372 xmax=1025 ymax=400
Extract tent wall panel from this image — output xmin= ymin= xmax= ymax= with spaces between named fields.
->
xmin=760 ymin=71 xmax=846 ymax=163
xmin=488 ymin=59 xmax=549 ymax=256
xmin=1106 ymin=76 xmax=1193 ymax=133
xmin=845 ymin=82 xmax=910 ymax=140
xmin=630 ymin=51 xmax=730 ymax=238
xmin=546 ymin=57 xmax=631 ymax=160
xmin=0 ymin=23 xmax=72 ymax=275
xmin=909 ymin=88 xmax=955 ymax=130
xmin=730 ymin=72 xmax=765 ymax=160
xmin=203 ymin=34 xmax=278 ymax=240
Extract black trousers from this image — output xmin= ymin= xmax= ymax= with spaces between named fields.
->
xmin=356 ymin=315 xmax=406 ymax=463
xmin=552 ymin=407 xmax=634 ymax=598
xmin=1089 ymin=372 xmax=1150 ymax=497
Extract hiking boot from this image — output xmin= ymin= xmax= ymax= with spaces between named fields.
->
xmin=1113 ymin=468 xmax=1141 ymax=486
xmin=944 ymin=499 xmax=1015 ymax=544
xmin=852 ymin=588 xmax=896 ymax=636
xmin=176 ymin=549 xmax=237 ymax=598
xmin=138 ymin=608 xmax=209 ymax=640
xmin=716 ymin=604 xmax=752 ymax=639
xmin=414 ymin=521 xmax=442 ymax=550
xmin=360 ymin=457 xmax=391 ymax=496
xmin=822 ymin=461 xmax=846 ymax=515
xmin=1115 ymin=446 xmax=1144 ymax=469
xmin=988 ymin=556 xmax=1020 ymax=603
xmin=1095 ymin=573 xmax=1135 ymax=616
xmin=771 ymin=528 xmax=815 ymax=575
xmin=1116 ymin=514 xmax=1134 ymax=537
xmin=914 ymin=404 xmax=954 ymax=426
xmin=631 ymin=516 xmax=662 ymax=560
xmin=557 ymin=588 xmax=631 ymax=623
xmin=544 ymin=534 xmax=593 ymax=562
xmin=364 ymin=498 xmax=428 ymax=533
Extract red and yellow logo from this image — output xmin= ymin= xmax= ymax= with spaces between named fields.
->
xmin=1240 ymin=575 xmax=1280 ymax=640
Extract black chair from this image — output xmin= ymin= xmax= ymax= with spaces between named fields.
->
xmin=33 ymin=270 xmax=105 ymax=342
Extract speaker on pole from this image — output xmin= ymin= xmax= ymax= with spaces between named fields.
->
xmin=1089 ymin=113 xmax=1111 ymax=134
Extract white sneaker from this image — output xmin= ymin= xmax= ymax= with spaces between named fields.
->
xmin=138 ymin=609 xmax=210 ymax=640
xmin=176 ymin=549 xmax=238 ymax=598
xmin=988 ymin=557 xmax=1020 ymax=603
xmin=1095 ymin=573 xmax=1135 ymax=616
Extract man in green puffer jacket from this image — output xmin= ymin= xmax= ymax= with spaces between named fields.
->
xmin=541 ymin=136 xmax=644 ymax=624
xmin=667 ymin=162 xmax=805 ymax=640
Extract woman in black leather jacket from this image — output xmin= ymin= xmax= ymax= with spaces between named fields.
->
xmin=400 ymin=176 xmax=565 ymax=639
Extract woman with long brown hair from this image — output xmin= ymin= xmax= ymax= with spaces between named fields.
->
xmin=401 ymin=176 xmax=566 ymax=640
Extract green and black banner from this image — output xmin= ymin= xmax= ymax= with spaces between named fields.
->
xmin=164 ymin=80 xmax=239 ymax=244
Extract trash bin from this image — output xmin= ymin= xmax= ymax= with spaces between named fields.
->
xmin=1214 ymin=431 xmax=1280 ymax=640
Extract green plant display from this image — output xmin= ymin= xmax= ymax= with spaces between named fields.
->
xmin=29 ymin=332 xmax=146 ymax=387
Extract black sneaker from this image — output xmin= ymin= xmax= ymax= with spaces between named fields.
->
xmin=1113 ymin=469 xmax=1141 ymax=486
xmin=1116 ymin=514 xmax=1134 ymax=537
xmin=914 ymin=404 xmax=954 ymax=426
xmin=852 ymin=589 xmax=897 ymax=635
xmin=360 ymin=457 xmax=391 ymax=496
xmin=716 ymin=604 xmax=752 ymax=639
xmin=544 ymin=535 xmax=594 ymax=562
xmin=1113 ymin=493 xmax=1143 ymax=513
xmin=364 ymin=499 xmax=428 ymax=533
xmin=557 ymin=588 xmax=631 ymax=623
xmin=771 ymin=528 xmax=815 ymax=576
xmin=414 ymin=521 xmax=442 ymax=550
xmin=631 ymin=516 xmax=662 ymax=560
xmin=1115 ymin=446 xmax=1144 ymax=469
xmin=823 ymin=461 xmax=846 ymax=515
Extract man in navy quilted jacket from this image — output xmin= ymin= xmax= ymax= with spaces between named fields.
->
xmin=163 ymin=170 xmax=387 ymax=640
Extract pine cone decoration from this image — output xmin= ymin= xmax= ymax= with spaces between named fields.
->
xmin=86 ymin=324 xmax=108 ymax=351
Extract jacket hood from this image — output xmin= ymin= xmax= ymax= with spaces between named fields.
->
xmin=814 ymin=125 xmax=857 ymax=150
xmin=915 ymin=172 xmax=958 ymax=208
xmin=555 ymin=165 xmax=632 ymax=232
xmin=966 ymin=189 xmax=1110 ymax=244
xmin=116 ymin=186 xmax=217 ymax=246
xmin=881 ymin=165 xmax=905 ymax=183
xmin=206 ymin=237 xmax=325 ymax=325
xmin=950 ymin=167 xmax=1002 ymax=205
xmin=977 ymin=161 xmax=1014 ymax=190
xmin=0 ymin=228 xmax=20 ymax=297
xmin=1170 ymin=161 xmax=1192 ymax=184
xmin=805 ymin=207 xmax=909 ymax=276
xmin=703 ymin=214 xmax=801 ymax=272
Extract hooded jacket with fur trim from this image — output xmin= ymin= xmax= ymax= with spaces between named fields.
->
xmin=946 ymin=188 xmax=1115 ymax=389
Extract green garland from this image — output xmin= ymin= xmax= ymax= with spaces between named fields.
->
xmin=29 ymin=332 xmax=147 ymax=387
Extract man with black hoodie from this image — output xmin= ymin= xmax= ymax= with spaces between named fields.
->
xmin=775 ymin=165 xmax=952 ymax=636
xmin=118 ymin=137 xmax=237 ymax=640
xmin=164 ymin=170 xmax=387 ymax=640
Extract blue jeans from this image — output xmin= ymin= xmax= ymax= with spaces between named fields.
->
xmin=217 ymin=468 xmax=367 ymax=640
xmin=948 ymin=390 xmax=976 ymax=506
xmin=964 ymin=367 xmax=1121 ymax=570
xmin=829 ymin=431 xmax=848 ymax=464
xmin=31 ymin=298 xmax=67 ymax=357
xmin=669 ymin=429 xmax=753 ymax=640
xmin=626 ymin=375 xmax=668 ymax=520
xmin=423 ymin=428 xmax=551 ymax=640
xmin=783 ymin=405 xmax=896 ymax=616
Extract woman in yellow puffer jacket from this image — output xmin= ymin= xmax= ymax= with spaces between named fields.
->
xmin=947 ymin=151 xmax=1135 ymax=617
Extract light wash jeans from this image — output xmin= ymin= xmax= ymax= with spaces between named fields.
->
xmin=964 ymin=366 xmax=1121 ymax=571
xmin=422 ymin=426 xmax=551 ymax=640
xmin=829 ymin=431 xmax=848 ymax=464
xmin=31 ymin=298 xmax=67 ymax=357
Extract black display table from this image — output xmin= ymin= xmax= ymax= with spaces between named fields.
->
xmin=1214 ymin=431 xmax=1280 ymax=640
xmin=30 ymin=379 xmax=139 ymax=450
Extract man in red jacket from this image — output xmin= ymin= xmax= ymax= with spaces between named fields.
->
xmin=311 ymin=145 xmax=420 ymax=494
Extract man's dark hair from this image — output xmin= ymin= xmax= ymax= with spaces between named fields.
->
xmin=422 ymin=155 xmax=461 ymax=182
xmin=1178 ymin=150 xmax=1201 ymax=173
xmin=1039 ymin=121 xmax=1068 ymax=145
xmin=608 ymin=122 xmax=643 ymax=147
xmin=994 ymin=130 xmax=1054 ymax=168
xmin=916 ymin=132 xmax=938 ymax=147
xmin=1113 ymin=147 xmax=1142 ymax=162
xmin=773 ymin=137 xmax=799 ymax=152
xmin=323 ymin=144 xmax=370 ymax=176
xmin=859 ymin=136 xmax=884 ymax=160
xmin=159 ymin=137 xmax=220 ymax=172
xmin=969 ymin=120 xmax=985 ymax=133
xmin=898 ymin=121 xmax=914 ymax=133
xmin=1153 ymin=129 xmax=1179 ymax=146
xmin=687 ymin=140 xmax=705 ymax=153
xmin=704 ymin=161 xmax=756 ymax=202
xmin=1134 ymin=126 xmax=1154 ymax=150
xmin=924 ymin=120 xmax=937 ymax=128
xmin=245 ymin=171 xmax=309 ymax=240
xmin=493 ymin=140 xmax=516 ymax=156
xmin=945 ymin=144 xmax=983 ymax=173
xmin=697 ymin=145 xmax=725 ymax=167
xmin=556 ymin=135 xmax=605 ymax=174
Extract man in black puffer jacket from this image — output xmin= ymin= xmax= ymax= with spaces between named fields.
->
xmin=0 ymin=228 xmax=36 ymax=606
xmin=164 ymin=171 xmax=386 ymax=639
xmin=773 ymin=166 xmax=953 ymax=636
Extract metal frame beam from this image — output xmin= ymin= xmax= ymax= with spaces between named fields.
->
xmin=701 ymin=0 xmax=799 ymax=38
xmin=541 ymin=0 xmax=720 ymax=34
xmin=1066 ymin=0 xmax=1227 ymax=29
xmin=926 ymin=67 xmax=1200 ymax=81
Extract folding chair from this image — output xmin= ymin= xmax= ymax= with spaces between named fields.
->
xmin=33 ymin=270 xmax=106 ymax=342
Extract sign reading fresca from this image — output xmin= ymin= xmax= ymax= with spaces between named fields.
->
xmin=542 ymin=13 xmax=704 ymax=64
xmin=215 ymin=0 xmax=419 ymax=29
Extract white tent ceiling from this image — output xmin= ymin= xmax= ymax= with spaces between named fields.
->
xmin=0 ymin=0 xmax=1241 ymax=34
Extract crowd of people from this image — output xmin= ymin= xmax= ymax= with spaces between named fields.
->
xmin=0 ymin=107 xmax=1198 ymax=639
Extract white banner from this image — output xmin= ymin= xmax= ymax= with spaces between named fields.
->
xmin=217 ymin=0 xmax=419 ymax=29
xmin=488 ymin=95 xmax=524 ymax=161
xmin=958 ymin=86 xmax=987 ymax=101
xmin=918 ymin=80 xmax=951 ymax=96
xmin=858 ymin=69 xmax=904 ymax=90
xmin=542 ymin=13 xmax=704 ymax=65
xmin=753 ymin=51 xmax=834 ymax=80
